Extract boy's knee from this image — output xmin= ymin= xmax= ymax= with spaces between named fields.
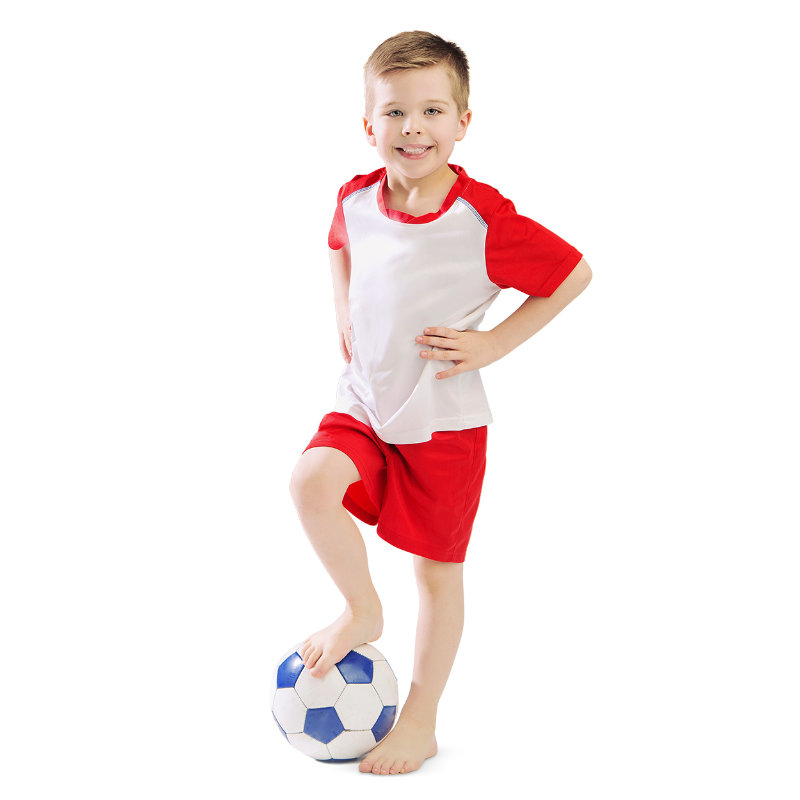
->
xmin=413 ymin=556 xmax=463 ymax=592
xmin=289 ymin=455 xmax=344 ymax=515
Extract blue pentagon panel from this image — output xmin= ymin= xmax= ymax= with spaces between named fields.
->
xmin=336 ymin=650 xmax=373 ymax=684
xmin=372 ymin=705 xmax=397 ymax=743
xmin=304 ymin=707 xmax=344 ymax=744
xmin=276 ymin=652 xmax=305 ymax=689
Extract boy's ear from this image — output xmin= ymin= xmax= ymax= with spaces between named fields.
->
xmin=455 ymin=109 xmax=472 ymax=142
xmin=363 ymin=116 xmax=377 ymax=147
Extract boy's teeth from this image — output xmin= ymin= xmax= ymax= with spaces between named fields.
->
xmin=403 ymin=146 xmax=429 ymax=154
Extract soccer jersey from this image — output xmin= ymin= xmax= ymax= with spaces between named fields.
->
xmin=328 ymin=163 xmax=582 ymax=444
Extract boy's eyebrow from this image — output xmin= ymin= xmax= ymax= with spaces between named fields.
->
xmin=377 ymin=98 xmax=451 ymax=108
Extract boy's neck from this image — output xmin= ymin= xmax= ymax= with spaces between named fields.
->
xmin=382 ymin=163 xmax=458 ymax=216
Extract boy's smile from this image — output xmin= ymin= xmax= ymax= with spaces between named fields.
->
xmin=396 ymin=145 xmax=434 ymax=160
xmin=363 ymin=65 xmax=471 ymax=192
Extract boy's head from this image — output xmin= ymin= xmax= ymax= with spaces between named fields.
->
xmin=363 ymin=31 xmax=470 ymax=121
xmin=362 ymin=32 xmax=472 ymax=179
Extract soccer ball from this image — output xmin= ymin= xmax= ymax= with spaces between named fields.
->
xmin=272 ymin=642 xmax=398 ymax=762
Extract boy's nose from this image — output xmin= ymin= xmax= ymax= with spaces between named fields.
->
xmin=402 ymin=116 xmax=423 ymax=135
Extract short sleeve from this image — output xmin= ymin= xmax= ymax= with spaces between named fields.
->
xmin=328 ymin=184 xmax=348 ymax=250
xmin=485 ymin=197 xmax=582 ymax=296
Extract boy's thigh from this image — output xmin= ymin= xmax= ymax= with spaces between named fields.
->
xmin=297 ymin=411 xmax=389 ymax=516
xmin=291 ymin=446 xmax=362 ymax=498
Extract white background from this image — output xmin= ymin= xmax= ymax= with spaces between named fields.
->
xmin=1 ymin=0 xmax=798 ymax=797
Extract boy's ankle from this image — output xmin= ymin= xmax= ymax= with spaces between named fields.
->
xmin=398 ymin=695 xmax=438 ymax=728
xmin=345 ymin=596 xmax=383 ymax=618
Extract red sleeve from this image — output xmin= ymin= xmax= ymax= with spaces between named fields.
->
xmin=327 ymin=169 xmax=385 ymax=251
xmin=485 ymin=197 xmax=583 ymax=296
xmin=328 ymin=183 xmax=348 ymax=250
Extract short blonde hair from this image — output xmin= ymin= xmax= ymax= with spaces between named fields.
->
xmin=363 ymin=30 xmax=470 ymax=119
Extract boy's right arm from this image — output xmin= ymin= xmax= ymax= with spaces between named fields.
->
xmin=329 ymin=245 xmax=352 ymax=363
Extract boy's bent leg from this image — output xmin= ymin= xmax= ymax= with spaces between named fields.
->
xmin=289 ymin=446 xmax=383 ymax=678
xmin=359 ymin=556 xmax=463 ymax=775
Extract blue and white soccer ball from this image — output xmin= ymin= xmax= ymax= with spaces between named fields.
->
xmin=272 ymin=642 xmax=398 ymax=762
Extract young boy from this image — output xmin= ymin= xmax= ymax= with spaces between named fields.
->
xmin=288 ymin=31 xmax=592 ymax=775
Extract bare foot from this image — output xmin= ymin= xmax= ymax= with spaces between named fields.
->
xmin=358 ymin=715 xmax=438 ymax=775
xmin=298 ymin=605 xmax=383 ymax=679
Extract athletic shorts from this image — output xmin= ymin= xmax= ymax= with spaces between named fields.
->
xmin=302 ymin=411 xmax=488 ymax=563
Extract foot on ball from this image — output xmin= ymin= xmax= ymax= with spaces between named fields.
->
xmin=298 ymin=604 xmax=383 ymax=679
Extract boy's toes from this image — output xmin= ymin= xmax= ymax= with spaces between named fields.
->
xmin=358 ymin=758 xmax=373 ymax=773
xmin=303 ymin=647 xmax=321 ymax=670
xmin=309 ymin=654 xmax=335 ymax=678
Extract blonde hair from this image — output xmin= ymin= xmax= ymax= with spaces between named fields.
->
xmin=363 ymin=31 xmax=470 ymax=119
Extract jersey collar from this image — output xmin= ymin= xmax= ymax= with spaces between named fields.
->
xmin=377 ymin=163 xmax=471 ymax=224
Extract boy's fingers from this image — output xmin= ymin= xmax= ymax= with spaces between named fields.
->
xmin=435 ymin=365 xmax=459 ymax=379
xmin=417 ymin=334 xmax=455 ymax=348
xmin=424 ymin=327 xmax=455 ymax=337
xmin=422 ymin=349 xmax=462 ymax=361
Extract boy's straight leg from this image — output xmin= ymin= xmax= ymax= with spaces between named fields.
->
xmin=405 ymin=556 xmax=465 ymax=725
xmin=289 ymin=446 xmax=384 ymax=678
xmin=359 ymin=556 xmax=464 ymax=775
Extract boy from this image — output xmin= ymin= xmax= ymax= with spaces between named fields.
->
xmin=288 ymin=31 xmax=592 ymax=775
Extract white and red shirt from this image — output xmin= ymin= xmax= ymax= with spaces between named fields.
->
xmin=328 ymin=163 xmax=582 ymax=444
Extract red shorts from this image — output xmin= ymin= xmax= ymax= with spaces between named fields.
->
xmin=302 ymin=411 xmax=488 ymax=563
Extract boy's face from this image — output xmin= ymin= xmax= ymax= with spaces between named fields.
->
xmin=363 ymin=65 xmax=471 ymax=183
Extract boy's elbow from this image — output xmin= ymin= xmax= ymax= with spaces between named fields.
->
xmin=553 ymin=257 xmax=591 ymax=299
xmin=574 ymin=256 xmax=592 ymax=287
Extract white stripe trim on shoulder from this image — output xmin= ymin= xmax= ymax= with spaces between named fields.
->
xmin=455 ymin=197 xmax=488 ymax=229
xmin=342 ymin=181 xmax=380 ymax=205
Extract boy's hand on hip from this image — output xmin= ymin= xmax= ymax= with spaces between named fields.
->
xmin=335 ymin=304 xmax=352 ymax=363
xmin=415 ymin=327 xmax=505 ymax=380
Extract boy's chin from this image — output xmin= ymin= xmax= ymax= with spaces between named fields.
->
xmin=385 ymin=153 xmax=454 ymax=177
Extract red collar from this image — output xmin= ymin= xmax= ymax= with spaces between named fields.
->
xmin=377 ymin=164 xmax=471 ymax=223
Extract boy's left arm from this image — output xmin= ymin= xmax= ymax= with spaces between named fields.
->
xmin=416 ymin=257 xmax=592 ymax=380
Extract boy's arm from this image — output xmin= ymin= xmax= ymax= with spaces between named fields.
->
xmin=417 ymin=257 xmax=592 ymax=380
xmin=490 ymin=257 xmax=592 ymax=358
xmin=329 ymin=245 xmax=351 ymax=305
xmin=329 ymin=245 xmax=353 ymax=361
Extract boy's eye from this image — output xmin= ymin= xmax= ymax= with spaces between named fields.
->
xmin=385 ymin=108 xmax=441 ymax=117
